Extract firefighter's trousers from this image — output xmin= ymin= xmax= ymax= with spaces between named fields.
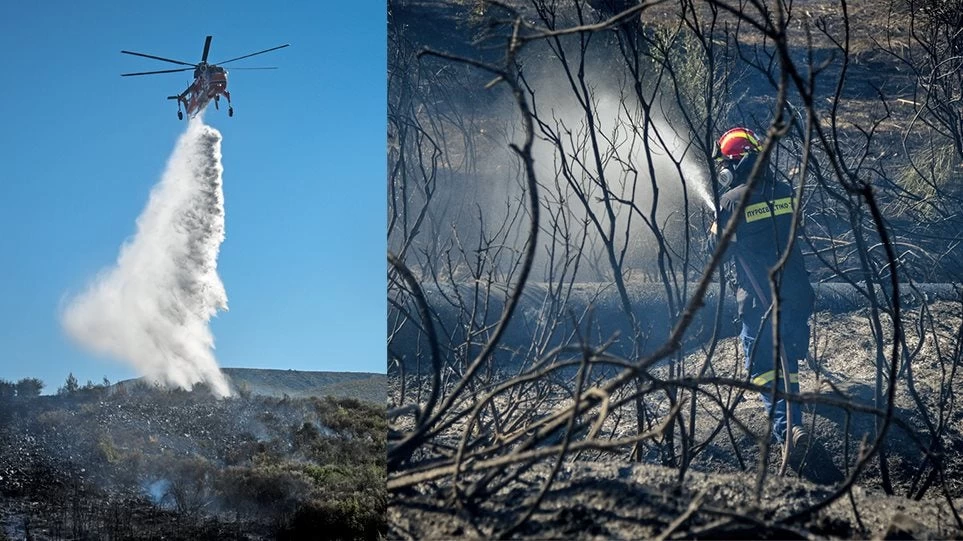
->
xmin=739 ymin=313 xmax=808 ymax=443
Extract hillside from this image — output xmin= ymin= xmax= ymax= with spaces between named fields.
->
xmin=113 ymin=368 xmax=386 ymax=404
xmin=0 ymin=386 xmax=386 ymax=539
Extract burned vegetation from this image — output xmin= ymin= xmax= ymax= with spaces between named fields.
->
xmin=0 ymin=377 xmax=386 ymax=540
xmin=389 ymin=0 xmax=963 ymax=539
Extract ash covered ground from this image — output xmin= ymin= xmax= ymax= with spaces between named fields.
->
xmin=389 ymin=301 xmax=963 ymax=539
xmin=0 ymin=385 xmax=386 ymax=540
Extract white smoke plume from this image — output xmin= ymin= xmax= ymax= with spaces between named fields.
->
xmin=62 ymin=118 xmax=231 ymax=397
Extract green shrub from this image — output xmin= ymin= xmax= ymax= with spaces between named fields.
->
xmin=281 ymin=496 xmax=386 ymax=541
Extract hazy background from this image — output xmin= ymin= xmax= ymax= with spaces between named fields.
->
xmin=393 ymin=37 xmax=714 ymax=285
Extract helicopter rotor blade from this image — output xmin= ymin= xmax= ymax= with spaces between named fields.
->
xmin=121 ymin=50 xmax=196 ymax=67
xmin=225 ymin=67 xmax=279 ymax=70
xmin=215 ymin=44 xmax=289 ymax=65
xmin=201 ymin=35 xmax=212 ymax=63
xmin=121 ymin=67 xmax=194 ymax=76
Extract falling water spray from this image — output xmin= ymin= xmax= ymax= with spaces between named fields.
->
xmin=62 ymin=117 xmax=232 ymax=397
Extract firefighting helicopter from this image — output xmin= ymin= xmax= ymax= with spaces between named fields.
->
xmin=121 ymin=35 xmax=289 ymax=119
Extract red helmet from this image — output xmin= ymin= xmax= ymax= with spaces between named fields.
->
xmin=716 ymin=127 xmax=762 ymax=161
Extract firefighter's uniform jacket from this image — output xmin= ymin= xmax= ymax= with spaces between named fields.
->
xmin=716 ymin=166 xmax=815 ymax=442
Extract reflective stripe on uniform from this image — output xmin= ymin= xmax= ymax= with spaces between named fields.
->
xmin=752 ymin=370 xmax=799 ymax=386
xmin=744 ymin=196 xmax=794 ymax=223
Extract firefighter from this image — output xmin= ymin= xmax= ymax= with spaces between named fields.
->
xmin=708 ymin=127 xmax=815 ymax=451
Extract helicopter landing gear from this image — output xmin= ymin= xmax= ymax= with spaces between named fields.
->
xmin=224 ymin=90 xmax=233 ymax=118
xmin=178 ymin=110 xmax=183 ymax=120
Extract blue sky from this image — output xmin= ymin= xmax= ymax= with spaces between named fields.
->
xmin=0 ymin=1 xmax=386 ymax=392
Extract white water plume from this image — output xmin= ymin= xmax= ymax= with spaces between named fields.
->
xmin=62 ymin=117 xmax=231 ymax=397
xmin=520 ymin=87 xmax=714 ymax=278
xmin=689 ymin=168 xmax=716 ymax=212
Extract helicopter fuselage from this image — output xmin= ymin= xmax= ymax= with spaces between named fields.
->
xmin=121 ymin=35 xmax=288 ymax=120
xmin=172 ymin=63 xmax=231 ymax=119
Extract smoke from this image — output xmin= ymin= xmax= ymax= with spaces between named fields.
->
xmin=142 ymin=479 xmax=173 ymax=507
xmin=390 ymin=31 xmax=724 ymax=284
xmin=62 ymin=117 xmax=231 ymax=397
xmin=474 ymin=66 xmax=715 ymax=281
